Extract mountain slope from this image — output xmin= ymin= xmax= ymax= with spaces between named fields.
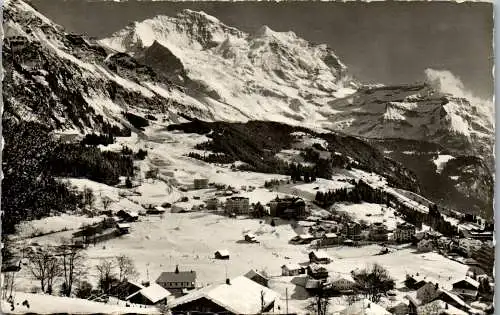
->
xmin=100 ymin=10 xmax=358 ymax=126
xmin=101 ymin=11 xmax=493 ymax=162
xmin=2 ymin=0 xmax=241 ymax=133
xmin=326 ymin=82 xmax=494 ymax=162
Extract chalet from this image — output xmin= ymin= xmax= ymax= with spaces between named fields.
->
xmin=320 ymin=233 xmax=339 ymax=246
xmin=244 ymin=233 xmax=258 ymax=243
xmin=416 ymin=282 xmax=440 ymax=304
xmin=244 ymin=270 xmax=269 ymax=287
xmin=193 ymin=178 xmax=209 ymax=189
xmin=281 ymin=264 xmax=305 ymax=276
xmin=269 ymin=196 xmax=306 ymax=219
xmin=307 ymin=264 xmax=329 ymax=280
xmin=394 ymin=222 xmax=416 ymax=243
xmin=405 ymin=274 xmax=429 ymax=290
xmin=430 ymin=290 xmax=470 ymax=313
xmin=290 ymin=233 xmax=315 ymax=244
xmin=169 ymin=276 xmax=278 ymax=315
xmin=115 ymin=280 xmax=145 ymax=299
xmin=126 ymin=282 xmax=171 ymax=306
xmin=368 ymin=222 xmax=388 ymax=241
xmin=452 ymin=278 xmax=479 ymax=301
xmin=309 ymin=250 xmax=331 ymax=264
xmin=225 ymin=197 xmax=250 ymax=215
xmin=116 ymin=223 xmax=131 ymax=235
xmin=214 ymin=250 xmax=230 ymax=260
xmin=156 ymin=266 xmax=196 ymax=297
xmin=116 ymin=210 xmax=139 ymax=222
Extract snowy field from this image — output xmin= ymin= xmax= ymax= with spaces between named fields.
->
xmin=330 ymin=202 xmax=405 ymax=230
xmin=14 ymin=214 xmax=104 ymax=240
xmin=21 ymin=211 xmax=467 ymax=312
xmin=1 ymin=292 xmax=159 ymax=314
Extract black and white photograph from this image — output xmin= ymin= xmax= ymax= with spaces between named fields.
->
xmin=1 ymin=0 xmax=495 ymax=314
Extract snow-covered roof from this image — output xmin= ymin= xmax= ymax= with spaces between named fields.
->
xmin=453 ymin=277 xmax=480 ymax=288
xmin=126 ymin=283 xmax=171 ymax=304
xmin=310 ymin=250 xmax=331 ymax=260
xmin=299 ymin=233 xmax=314 ymax=239
xmin=170 ymin=276 xmax=278 ymax=314
xmin=340 ymin=299 xmax=391 ymax=315
xmin=282 ymin=263 xmax=302 ymax=270
xmin=417 ymin=300 xmax=468 ymax=315
xmin=324 ymin=233 xmax=337 ymax=238
xmin=117 ymin=223 xmax=131 ymax=229
xmin=437 ymin=290 xmax=469 ymax=309
xmin=244 ymin=269 xmax=267 ymax=280
xmin=244 ymin=233 xmax=256 ymax=238
xmin=215 ymin=249 xmax=230 ymax=256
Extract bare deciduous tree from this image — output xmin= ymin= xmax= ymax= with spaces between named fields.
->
xmin=354 ymin=263 xmax=395 ymax=303
xmin=96 ymin=258 xmax=117 ymax=294
xmin=102 ymin=196 xmax=113 ymax=211
xmin=83 ymin=187 xmax=95 ymax=209
xmin=27 ymin=247 xmax=60 ymax=293
xmin=116 ymin=254 xmax=138 ymax=282
xmin=57 ymin=239 xmax=87 ymax=297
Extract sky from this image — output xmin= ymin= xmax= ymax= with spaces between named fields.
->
xmin=29 ymin=0 xmax=494 ymax=99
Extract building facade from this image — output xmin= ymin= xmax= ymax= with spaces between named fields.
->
xmin=194 ymin=178 xmax=209 ymax=190
xmin=394 ymin=222 xmax=416 ymax=243
xmin=225 ymin=197 xmax=250 ymax=215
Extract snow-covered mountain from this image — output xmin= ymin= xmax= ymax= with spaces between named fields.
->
xmin=3 ymin=0 xmax=255 ymax=133
xmin=101 ymin=10 xmax=494 ymax=160
xmin=3 ymin=0 xmax=493 ymax=217
xmin=100 ymin=10 xmax=358 ymax=125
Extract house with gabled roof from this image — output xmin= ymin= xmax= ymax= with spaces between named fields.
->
xmin=169 ymin=276 xmax=279 ymax=314
xmin=244 ymin=269 xmax=269 ymax=287
xmin=281 ymin=263 xmax=305 ymax=276
xmin=125 ymin=282 xmax=171 ymax=306
xmin=309 ymin=250 xmax=331 ymax=264
xmin=156 ymin=265 xmax=196 ymax=297
xmin=214 ymin=249 xmax=230 ymax=259
xmin=452 ymin=277 xmax=479 ymax=301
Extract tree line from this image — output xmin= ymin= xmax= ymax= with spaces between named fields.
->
xmin=315 ymin=180 xmax=386 ymax=208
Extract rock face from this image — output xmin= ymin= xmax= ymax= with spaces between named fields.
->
xmin=3 ymin=0 xmax=216 ymax=133
xmin=327 ymin=84 xmax=494 ymax=162
xmin=100 ymin=10 xmax=356 ymax=126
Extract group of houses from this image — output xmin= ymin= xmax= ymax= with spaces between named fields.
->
xmin=403 ymin=272 xmax=494 ymax=315
xmin=119 ymin=264 xmax=284 ymax=314
xmin=292 ymin=220 xmax=418 ymax=249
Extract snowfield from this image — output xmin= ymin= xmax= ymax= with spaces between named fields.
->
xmin=432 ymin=154 xmax=455 ymax=174
xmin=1 ymin=292 xmax=159 ymax=314
xmin=330 ymin=202 xmax=404 ymax=231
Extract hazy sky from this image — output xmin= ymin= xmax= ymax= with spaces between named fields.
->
xmin=29 ymin=0 xmax=494 ymax=99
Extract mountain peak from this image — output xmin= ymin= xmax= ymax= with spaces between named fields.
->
xmin=176 ymin=9 xmax=221 ymax=24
